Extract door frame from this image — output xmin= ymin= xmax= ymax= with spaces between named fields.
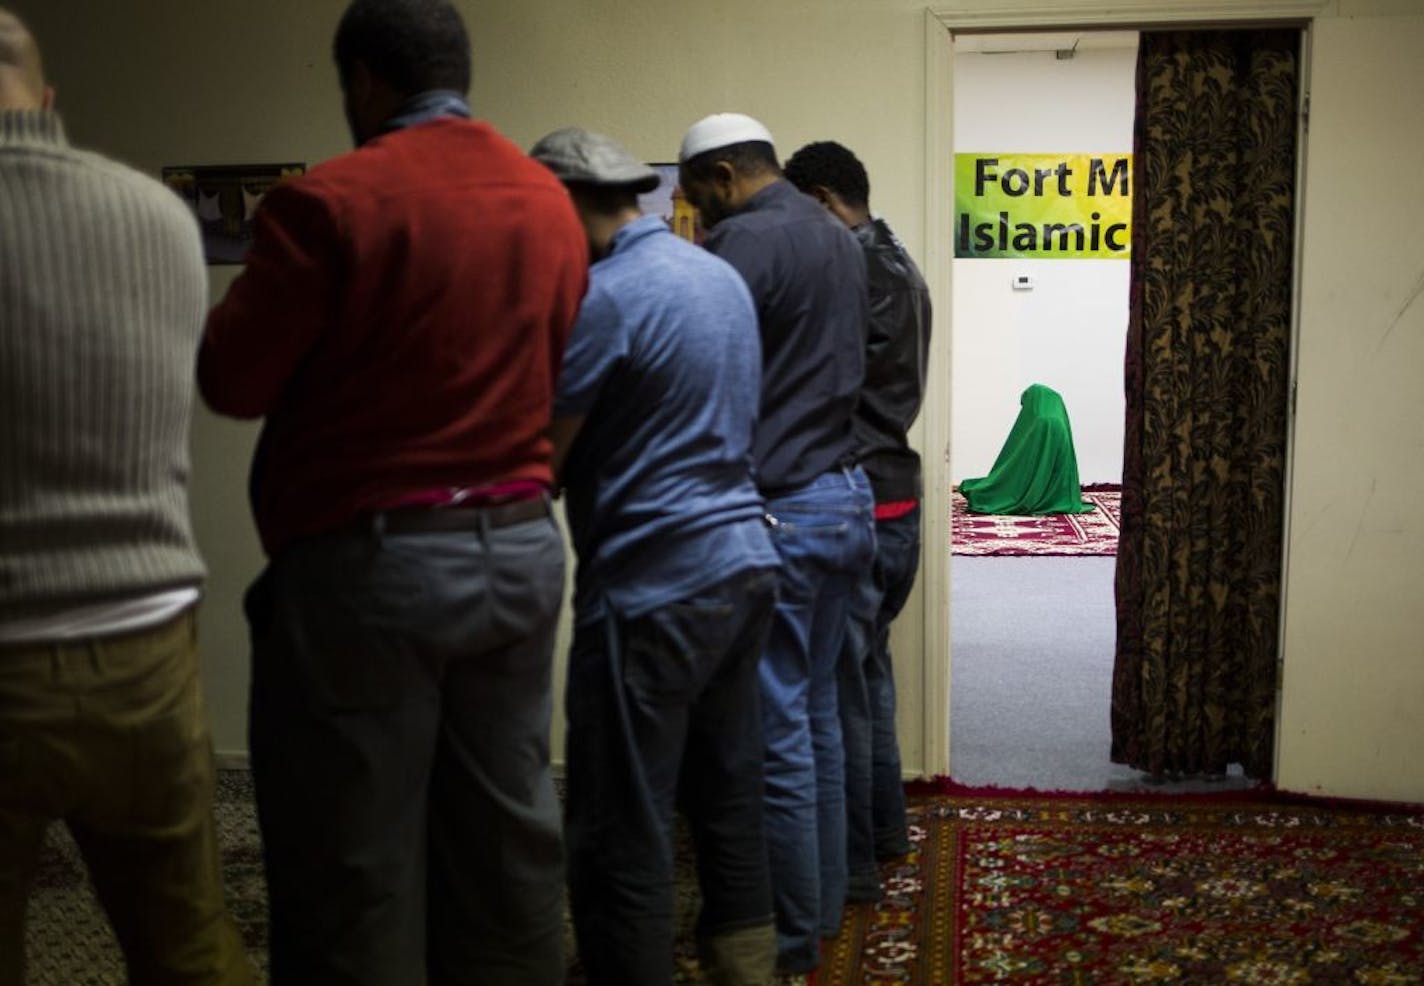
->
xmin=914 ymin=0 xmax=1324 ymax=779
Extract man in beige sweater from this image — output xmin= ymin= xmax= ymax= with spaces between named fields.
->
xmin=0 ymin=9 xmax=251 ymax=983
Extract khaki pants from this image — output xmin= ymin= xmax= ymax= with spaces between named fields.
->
xmin=0 ymin=610 xmax=253 ymax=986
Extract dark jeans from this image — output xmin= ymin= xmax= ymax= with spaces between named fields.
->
xmin=245 ymin=511 xmax=566 ymax=986
xmin=565 ymin=568 xmax=778 ymax=986
xmin=760 ymin=466 xmax=876 ymax=972
xmin=839 ymin=506 xmax=920 ymax=899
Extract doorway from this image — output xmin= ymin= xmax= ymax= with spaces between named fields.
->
xmin=918 ymin=8 xmax=1307 ymax=791
xmin=947 ymin=31 xmax=1144 ymax=791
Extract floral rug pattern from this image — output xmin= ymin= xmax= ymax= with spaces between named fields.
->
xmin=822 ymin=791 xmax=1424 ymax=984
xmin=25 ymin=777 xmax=1424 ymax=985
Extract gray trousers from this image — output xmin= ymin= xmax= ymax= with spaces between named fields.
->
xmin=244 ymin=510 xmax=566 ymax=986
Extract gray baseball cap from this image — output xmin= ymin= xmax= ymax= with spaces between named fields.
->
xmin=530 ymin=127 xmax=660 ymax=193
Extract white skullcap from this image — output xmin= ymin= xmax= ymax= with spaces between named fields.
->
xmin=679 ymin=112 xmax=776 ymax=163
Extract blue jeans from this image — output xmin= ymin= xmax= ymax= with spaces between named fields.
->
xmin=839 ymin=506 xmax=920 ymax=900
xmin=565 ymin=568 xmax=778 ymax=986
xmin=245 ymin=510 xmax=567 ymax=986
xmin=760 ymin=466 xmax=875 ymax=972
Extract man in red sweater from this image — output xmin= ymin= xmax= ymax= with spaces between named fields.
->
xmin=198 ymin=1 xmax=586 ymax=982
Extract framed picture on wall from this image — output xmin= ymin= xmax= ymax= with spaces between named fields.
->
xmin=162 ymin=163 xmax=306 ymax=264
xmin=639 ymin=163 xmax=703 ymax=244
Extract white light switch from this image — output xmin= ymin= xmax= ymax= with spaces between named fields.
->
xmin=1011 ymin=275 xmax=1034 ymax=291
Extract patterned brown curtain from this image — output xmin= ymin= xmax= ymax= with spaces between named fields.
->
xmin=1112 ymin=30 xmax=1299 ymax=780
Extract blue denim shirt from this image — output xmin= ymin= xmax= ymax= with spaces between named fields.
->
xmin=556 ymin=215 xmax=778 ymax=624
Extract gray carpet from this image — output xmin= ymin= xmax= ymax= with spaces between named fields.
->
xmin=949 ymin=555 xmax=1251 ymax=792
xmin=21 ymin=773 xmax=753 ymax=985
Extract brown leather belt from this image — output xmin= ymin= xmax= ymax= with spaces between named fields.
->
xmin=376 ymin=497 xmax=548 ymax=535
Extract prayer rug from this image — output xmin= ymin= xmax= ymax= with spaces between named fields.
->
xmin=26 ymin=774 xmax=1424 ymax=985
xmin=819 ymin=785 xmax=1424 ymax=985
xmin=952 ymin=486 xmax=1121 ymax=557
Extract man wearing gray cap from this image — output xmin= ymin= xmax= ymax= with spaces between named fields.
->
xmin=677 ymin=113 xmax=876 ymax=975
xmin=531 ymin=126 xmax=780 ymax=986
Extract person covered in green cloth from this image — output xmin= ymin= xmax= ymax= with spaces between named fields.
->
xmin=961 ymin=383 xmax=1095 ymax=515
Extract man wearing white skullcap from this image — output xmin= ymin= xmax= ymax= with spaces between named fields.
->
xmin=678 ymin=112 xmax=876 ymax=976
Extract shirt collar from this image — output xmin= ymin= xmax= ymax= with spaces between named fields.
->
xmin=0 ymin=109 xmax=67 ymax=149
xmin=379 ymin=90 xmax=471 ymax=134
xmin=607 ymin=213 xmax=670 ymax=256
xmin=741 ymin=177 xmax=796 ymax=212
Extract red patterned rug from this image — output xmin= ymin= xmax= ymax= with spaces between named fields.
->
xmin=951 ymin=487 xmax=1121 ymax=557
xmin=30 ymin=776 xmax=1423 ymax=985
xmin=820 ymin=787 xmax=1424 ymax=985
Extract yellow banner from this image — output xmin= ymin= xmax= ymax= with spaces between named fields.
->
xmin=955 ymin=153 xmax=1132 ymax=259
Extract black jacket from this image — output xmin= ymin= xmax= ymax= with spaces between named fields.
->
xmin=852 ymin=218 xmax=932 ymax=502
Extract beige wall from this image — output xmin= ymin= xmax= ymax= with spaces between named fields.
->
xmin=13 ymin=0 xmax=935 ymax=769
xmin=15 ymin=0 xmax=1424 ymax=801
xmin=1275 ymin=10 xmax=1424 ymax=802
xmin=461 ymin=0 xmax=939 ymax=775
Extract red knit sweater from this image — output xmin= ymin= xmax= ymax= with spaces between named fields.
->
xmin=199 ymin=118 xmax=588 ymax=555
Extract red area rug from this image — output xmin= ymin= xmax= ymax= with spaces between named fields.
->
xmin=31 ymin=776 xmax=1423 ymax=984
xmin=951 ymin=487 xmax=1121 ymax=557
xmin=820 ymin=788 xmax=1424 ymax=985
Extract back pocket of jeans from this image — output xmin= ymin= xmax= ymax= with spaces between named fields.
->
xmin=271 ymin=582 xmax=425 ymax=711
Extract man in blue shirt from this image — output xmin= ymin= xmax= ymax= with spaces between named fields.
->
xmin=678 ymin=113 xmax=876 ymax=975
xmin=531 ymin=127 xmax=781 ymax=986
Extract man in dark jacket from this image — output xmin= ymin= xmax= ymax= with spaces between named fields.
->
xmin=786 ymin=141 xmax=933 ymax=902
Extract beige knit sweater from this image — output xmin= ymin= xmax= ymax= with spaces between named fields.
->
xmin=0 ymin=110 xmax=207 ymax=619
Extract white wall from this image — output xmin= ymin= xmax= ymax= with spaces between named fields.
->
xmin=951 ymin=44 xmax=1136 ymax=485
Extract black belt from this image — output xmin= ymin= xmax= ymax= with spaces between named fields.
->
xmin=373 ymin=497 xmax=548 ymax=536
